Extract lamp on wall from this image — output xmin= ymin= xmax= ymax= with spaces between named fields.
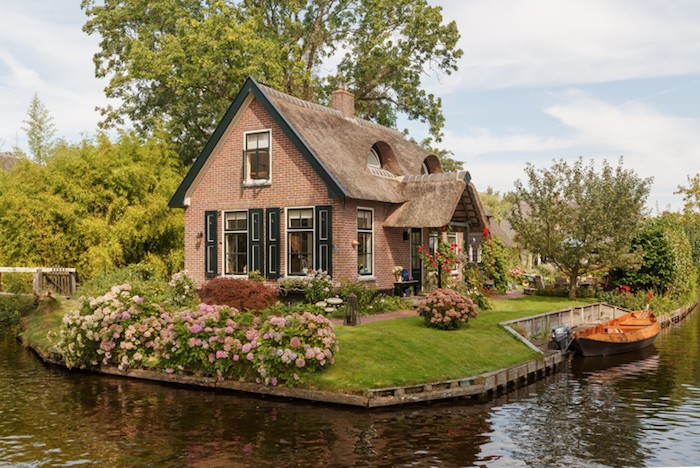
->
xmin=196 ymin=232 xmax=204 ymax=239
xmin=351 ymin=239 xmax=359 ymax=248
xmin=403 ymin=230 xmax=409 ymax=241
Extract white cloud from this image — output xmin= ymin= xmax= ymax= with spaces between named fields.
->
xmin=448 ymin=90 xmax=699 ymax=211
xmin=432 ymin=0 xmax=700 ymax=91
xmin=0 ymin=1 xmax=108 ymax=151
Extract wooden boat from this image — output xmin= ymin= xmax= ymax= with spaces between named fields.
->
xmin=571 ymin=310 xmax=661 ymax=357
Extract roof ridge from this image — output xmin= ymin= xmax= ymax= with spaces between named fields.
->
xmin=400 ymin=170 xmax=470 ymax=184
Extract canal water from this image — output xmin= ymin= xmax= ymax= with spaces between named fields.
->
xmin=2 ymin=312 xmax=700 ymax=467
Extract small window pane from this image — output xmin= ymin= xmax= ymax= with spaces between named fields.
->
xmin=357 ymin=210 xmax=372 ymax=230
xmin=246 ymin=133 xmax=258 ymax=150
xmin=225 ymin=212 xmax=247 ymax=231
xmin=367 ymin=148 xmax=381 ymax=168
xmin=257 ymin=132 xmax=269 ymax=148
xmin=288 ymin=208 xmax=314 ymax=229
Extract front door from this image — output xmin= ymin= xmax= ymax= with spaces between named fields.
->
xmin=410 ymin=228 xmax=422 ymax=292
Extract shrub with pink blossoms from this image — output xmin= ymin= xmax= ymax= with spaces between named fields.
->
xmin=418 ymin=288 xmax=479 ymax=330
xmin=53 ymin=283 xmax=339 ymax=386
xmin=252 ymin=312 xmax=339 ymax=385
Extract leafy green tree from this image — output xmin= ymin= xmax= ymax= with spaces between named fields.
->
xmin=81 ymin=0 xmax=462 ymax=161
xmin=21 ymin=93 xmax=56 ymax=163
xmin=508 ymin=157 xmax=652 ymax=299
xmin=610 ymin=216 xmax=696 ymax=301
xmin=0 ymin=131 xmax=184 ymax=279
xmin=479 ymin=187 xmax=511 ymax=222
xmin=676 ymin=173 xmax=700 ymax=213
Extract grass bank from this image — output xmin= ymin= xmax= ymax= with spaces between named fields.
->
xmin=19 ymin=295 xmax=594 ymax=392
xmin=304 ymin=296 xmax=594 ymax=391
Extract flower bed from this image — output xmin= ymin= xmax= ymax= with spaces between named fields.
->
xmin=53 ymin=284 xmax=339 ymax=386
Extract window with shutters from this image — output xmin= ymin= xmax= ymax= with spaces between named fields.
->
xmin=357 ymin=208 xmax=373 ymax=276
xmin=244 ymin=130 xmax=271 ymax=185
xmin=224 ymin=211 xmax=248 ymax=275
xmin=287 ymin=208 xmax=314 ymax=276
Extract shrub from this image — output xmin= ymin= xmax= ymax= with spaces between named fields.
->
xmin=418 ymin=289 xmax=479 ymax=330
xmin=610 ymin=217 xmax=697 ymax=301
xmin=53 ymin=284 xmax=339 ymax=386
xmin=0 ymin=295 xmax=36 ymax=330
xmin=253 ymin=312 xmax=338 ymax=385
xmin=199 ymin=278 xmax=278 ymax=312
xmin=336 ymin=279 xmax=376 ymax=312
xmin=303 ymin=270 xmax=334 ymax=303
xmin=77 ymin=263 xmax=167 ymax=300
xmin=480 ymin=237 xmax=510 ymax=294
xmin=166 ymin=271 xmax=198 ymax=308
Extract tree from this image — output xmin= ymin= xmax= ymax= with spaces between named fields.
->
xmin=0 ymin=131 xmax=185 ymax=279
xmin=610 ymin=215 xmax=696 ymax=300
xmin=479 ymin=187 xmax=511 ymax=222
xmin=81 ymin=0 xmax=462 ymax=162
xmin=676 ymin=174 xmax=700 ymax=213
xmin=508 ymin=157 xmax=652 ymax=299
xmin=21 ymin=93 xmax=56 ymax=163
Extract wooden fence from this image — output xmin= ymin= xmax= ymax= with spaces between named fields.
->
xmin=0 ymin=267 xmax=77 ymax=296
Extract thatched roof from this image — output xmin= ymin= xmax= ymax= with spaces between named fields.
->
xmin=0 ymin=152 xmax=20 ymax=171
xmin=260 ymin=84 xmax=430 ymax=203
xmin=170 ymin=78 xmax=490 ymax=230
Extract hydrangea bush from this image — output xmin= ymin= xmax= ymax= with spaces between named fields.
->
xmin=418 ymin=288 xmax=479 ymax=330
xmin=54 ymin=284 xmax=339 ymax=386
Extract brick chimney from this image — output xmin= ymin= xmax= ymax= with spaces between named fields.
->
xmin=330 ymin=87 xmax=355 ymax=118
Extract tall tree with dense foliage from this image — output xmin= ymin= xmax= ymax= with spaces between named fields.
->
xmin=508 ymin=157 xmax=652 ymax=299
xmin=21 ymin=93 xmax=56 ymax=163
xmin=81 ymin=0 xmax=462 ymax=161
xmin=0 ymin=132 xmax=184 ymax=279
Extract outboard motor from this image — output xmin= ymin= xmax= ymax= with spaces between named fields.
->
xmin=551 ymin=326 xmax=573 ymax=352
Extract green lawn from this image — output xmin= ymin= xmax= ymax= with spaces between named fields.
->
xmin=305 ymin=295 xmax=594 ymax=392
xmin=20 ymin=295 xmax=594 ymax=393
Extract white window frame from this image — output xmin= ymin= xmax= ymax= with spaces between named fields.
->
xmin=286 ymin=207 xmax=315 ymax=277
xmin=243 ymin=129 xmax=272 ymax=186
xmin=357 ymin=207 xmax=374 ymax=277
xmin=222 ymin=210 xmax=248 ymax=277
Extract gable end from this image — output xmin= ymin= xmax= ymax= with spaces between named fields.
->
xmin=169 ymin=77 xmax=348 ymax=208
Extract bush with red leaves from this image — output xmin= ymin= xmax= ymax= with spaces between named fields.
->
xmin=198 ymin=278 xmax=278 ymax=312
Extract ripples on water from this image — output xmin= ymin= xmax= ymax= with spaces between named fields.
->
xmin=2 ymin=312 xmax=700 ymax=467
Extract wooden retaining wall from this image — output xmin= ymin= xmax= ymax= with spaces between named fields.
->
xmin=28 ymin=302 xmax=696 ymax=409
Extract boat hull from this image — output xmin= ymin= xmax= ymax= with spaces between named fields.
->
xmin=572 ymin=333 xmax=659 ymax=357
xmin=571 ymin=311 xmax=661 ymax=357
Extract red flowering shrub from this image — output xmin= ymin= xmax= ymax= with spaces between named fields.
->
xmin=418 ymin=288 xmax=479 ymax=330
xmin=199 ymin=278 xmax=278 ymax=312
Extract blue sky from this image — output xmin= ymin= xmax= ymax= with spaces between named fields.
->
xmin=2 ymin=0 xmax=699 ymax=211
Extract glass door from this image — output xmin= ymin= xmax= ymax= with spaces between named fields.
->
xmin=409 ymin=228 xmax=422 ymax=292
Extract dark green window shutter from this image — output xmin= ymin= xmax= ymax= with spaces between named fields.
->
xmin=248 ymin=209 xmax=264 ymax=274
xmin=315 ymin=205 xmax=332 ymax=275
xmin=266 ymin=208 xmax=281 ymax=279
xmin=204 ymin=210 xmax=218 ymax=278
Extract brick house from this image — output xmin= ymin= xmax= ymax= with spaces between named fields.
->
xmin=169 ymin=77 xmax=488 ymax=291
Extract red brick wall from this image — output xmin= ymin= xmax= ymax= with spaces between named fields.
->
xmin=183 ymin=97 xmax=412 ymax=290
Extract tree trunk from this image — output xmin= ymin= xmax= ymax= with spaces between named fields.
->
xmin=568 ymin=272 xmax=578 ymax=300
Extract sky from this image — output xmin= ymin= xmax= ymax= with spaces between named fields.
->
xmin=1 ymin=1 xmax=699 ymax=212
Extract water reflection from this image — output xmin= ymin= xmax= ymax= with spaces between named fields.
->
xmin=2 ymin=312 xmax=700 ymax=466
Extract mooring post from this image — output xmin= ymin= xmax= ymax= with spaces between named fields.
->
xmin=345 ymin=293 xmax=357 ymax=326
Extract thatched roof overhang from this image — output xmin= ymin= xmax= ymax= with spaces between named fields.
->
xmin=169 ymin=77 xmax=348 ymax=208
xmin=384 ymin=171 xmax=476 ymax=228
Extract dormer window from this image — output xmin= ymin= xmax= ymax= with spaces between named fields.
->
xmin=244 ymin=130 xmax=271 ymax=184
xmin=368 ymin=147 xmax=382 ymax=168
